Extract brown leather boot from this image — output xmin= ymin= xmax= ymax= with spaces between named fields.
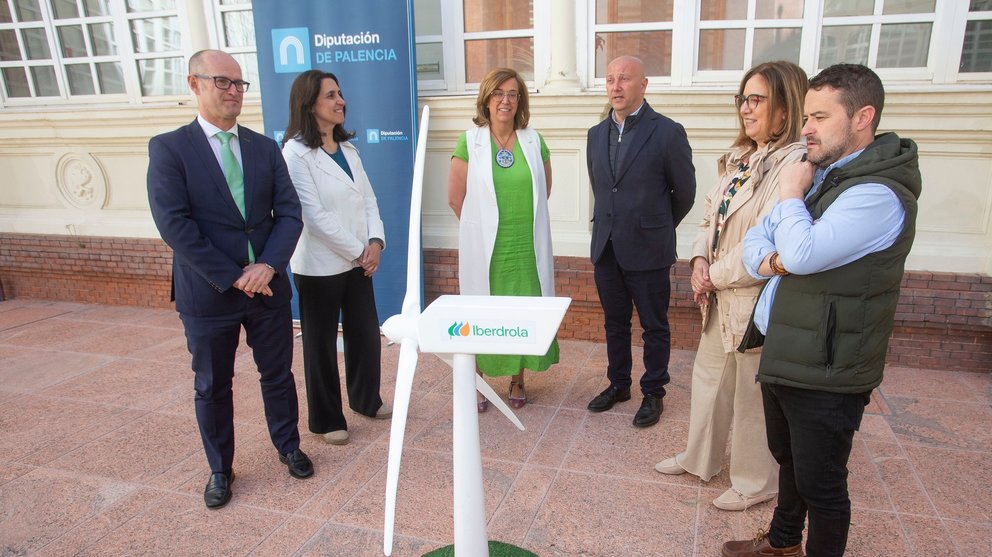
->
xmin=721 ymin=531 xmax=804 ymax=557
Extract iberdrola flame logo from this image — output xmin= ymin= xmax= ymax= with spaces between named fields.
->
xmin=448 ymin=321 xmax=471 ymax=337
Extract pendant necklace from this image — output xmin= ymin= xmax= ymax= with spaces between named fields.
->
xmin=492 ymin=129 xmax=515 ymax=168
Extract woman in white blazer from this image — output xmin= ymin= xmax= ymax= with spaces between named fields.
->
xmin=282 ymin=70 xmax=389 ymax=446
xmin=447 ymin=67 xmax=558 ymax=412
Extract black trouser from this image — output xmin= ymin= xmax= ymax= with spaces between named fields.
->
xmin=593 ymin=240 xmax=672 ymax=397
xmin=762 ymin=383 xmax=870 ymax=557
xmin=181 ymin=297 xmax=300 ymax=474
xmin=294 ymin=269 xmax=383 ymax=433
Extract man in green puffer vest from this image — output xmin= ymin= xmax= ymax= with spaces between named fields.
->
xmin=722 ymin=64 xmax=921 ymax=557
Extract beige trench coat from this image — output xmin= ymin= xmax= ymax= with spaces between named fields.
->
xmin=690 ymin=141 xmax=806 ymax=352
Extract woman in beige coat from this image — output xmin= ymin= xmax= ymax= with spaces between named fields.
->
xmin=654 ymin=61 xmax=808 ymax=511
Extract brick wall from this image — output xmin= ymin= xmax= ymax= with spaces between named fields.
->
xmin=2 ymin=234 xmax=989 ymax=372
xmin=0 ymin=233 xmax=172 ymax=308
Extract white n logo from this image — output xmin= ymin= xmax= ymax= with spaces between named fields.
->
xmin=279 ymin=35 xmax=305 ymax=66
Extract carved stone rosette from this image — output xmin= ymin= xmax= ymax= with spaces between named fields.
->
xmin=55 ymin=153 xmax=108 ymax=209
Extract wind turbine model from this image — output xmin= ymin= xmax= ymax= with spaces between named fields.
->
xmin=380 ymin=106 xmax=571 ymax=556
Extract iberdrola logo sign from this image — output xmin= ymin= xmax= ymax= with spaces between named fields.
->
xmin=447 ymin=321 xmax=531 ymax=339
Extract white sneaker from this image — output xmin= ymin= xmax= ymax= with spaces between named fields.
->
xmin=323 ymin=430 xmax=349 ymax=445
xmin=712 ymin=488 xmax=777 ymax=511
xmin=654 ymin=456 xmax=686 ymax=475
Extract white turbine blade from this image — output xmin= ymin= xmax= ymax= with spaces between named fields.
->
xmin=401 ymin=105 xmax=430 ymax=318
xmin=475 ymin=374 xmax=525 ymax=431
xmin=383 ymin=337 xmax=418 ymax=556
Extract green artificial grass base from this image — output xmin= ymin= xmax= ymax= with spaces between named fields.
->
xmin=422 ymin=541 xmax=538 ymax=557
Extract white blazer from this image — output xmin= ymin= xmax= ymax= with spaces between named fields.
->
xmin=283 ymin=137 xmax=385 ymax=276
xmin=458 ymin=126 xmax=554 ymax=297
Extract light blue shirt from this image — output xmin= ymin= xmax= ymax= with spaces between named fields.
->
xmin=743 ymin=149 xmax=906 ymax=334
xmin=197 ymin=114 xmax=243 ymax=172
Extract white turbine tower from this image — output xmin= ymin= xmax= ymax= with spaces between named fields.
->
xmin=380 ymin=106 xmax=570 ymax=556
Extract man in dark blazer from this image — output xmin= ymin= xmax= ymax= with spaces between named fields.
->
xmin=586 ymin=55 xmax=696 ymax=428
xmin=147 ymin=50 xmax=313 ymax=509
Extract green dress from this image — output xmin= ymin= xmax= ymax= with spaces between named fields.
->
xmin=453 ymin=131 xmax=560 ymax=376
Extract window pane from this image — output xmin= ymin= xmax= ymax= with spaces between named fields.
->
xmin=0 ymin=29 xmax=20 ymax=60
xmin=819 ymin=25 xmax=870 ymax=66
xmin=58 ymin=24 xmax=87 ymax=57
xmin=137 ymin=56 xmax=184 ymax=95
xmin=31 ymin=64 xmax=59 ymax=95
xmin=882 ymin=0 xmax=935 ymax=14
xmin=960 ymin=20 xmax=992 ymax=72
xmin=14 ymin=0 xmax=43 ymax=22
xmin=972 ymin=0 xmax=992 ymax=11
xmin=23 ymin=27 xmax=51 ymax=59
xmin=700 ymin=0 xmax=744 ymax=20
xmin=96 ymin=61 xmax=124 ymax=92
xmin=229 ymin=52 xmax=257 ymax=89
xmin=414 ymin=0 xmax=442 ymax=35
xmin=698 ymin=29 xmax=744 ymax=70
xmin=130 ymin=16 xmax=180 ymax=53
xmin=756 ymin=0 xmax=803 ymax=19
xmin=597 ymin=0 xmax=673 ymax=24
xmin=52 ymin=0 xmax=79 ymax=19
xmin=126 ymin=0 xmax=175 ymax=11
xmin=754 ymin=27 xmax=802 ymax=64
xmin=89 ymin=22 xmax=115 ymax=55
xmin=877 ymin=22 xmax=931 ymax=67
xmin=3 ymin=67 xmax=30 ymax=96
xmin=594 ymin=31 xmax=672 ymax=77
xmin=823 ymin=0 xmax=873 ymax=17
xmin=464 ymin=0 xmax=532 ymax=33
xmin=1 ymin=2 xmax=12 ymax=23
xmin=222 ymin=11 xmax=254 ymax=48
xmin=66 ymin=62 xmax=95 ymax=94
xmin=83 ymin=0 xmax=111 ymax=16
xmin=464 ymin=37 xmax=533 ymax=82
xmin=416 ymin=41 xmax=444 ymax=80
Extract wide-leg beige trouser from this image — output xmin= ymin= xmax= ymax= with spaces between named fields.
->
xmin=675 ymin=311 xmax=777 ymax=497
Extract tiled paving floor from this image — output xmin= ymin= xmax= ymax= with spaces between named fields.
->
xmin=1 ymin=298 xmax=989 ymax=556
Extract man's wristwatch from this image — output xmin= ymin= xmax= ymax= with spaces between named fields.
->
xmin=369 ymin=238 xmax=384 ymax=249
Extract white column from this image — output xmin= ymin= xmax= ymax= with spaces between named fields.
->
xmin=182 ymin=0 xmax=212 ymax=52
xmin=542 ymin=0 xmax=581 ymax=92
xmin=451 ymin=353 xmax=490 ymax=556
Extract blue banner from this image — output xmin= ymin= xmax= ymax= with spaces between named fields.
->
xmin=251 ymin=0 xmax=418 ymax=323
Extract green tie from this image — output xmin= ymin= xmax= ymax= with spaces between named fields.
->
xmin=215 ymin=131 xmax=254 ymax=263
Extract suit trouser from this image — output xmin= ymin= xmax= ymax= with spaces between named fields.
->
xmin=762 ymin=383 xmax=870 ymax=557
xmin=593 ymin=240 xmax=672 ymax=397
xmin=294 ymin=269 xmax=383 ymax=434
xmin=676 ymin=311 xmax=777 ymax=496
xmin=181 ymin=297 xmax=301 ymax=474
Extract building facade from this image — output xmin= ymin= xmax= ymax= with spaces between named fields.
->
xmin=2 ymin=0 xmax=990 ymax=370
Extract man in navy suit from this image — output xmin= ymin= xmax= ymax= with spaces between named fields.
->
xmin=586 ymin=56 xmax=696 ymax=428
xmin=147 ymin=50 xmax=313 ymax=509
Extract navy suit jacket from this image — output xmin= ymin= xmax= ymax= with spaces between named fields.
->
xmin=147 ymin=120 xmax=303 ymax=317
xmin=587 ymin=102 xmax=696 ymax=271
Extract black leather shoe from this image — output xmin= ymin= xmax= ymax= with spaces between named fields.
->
xmin=204 ymin=471 xmax=233 ymax=509
xmin=587 ymin=385 xmax=631 ymax=412
xmin=279 ymin=448 xmax=314 ymax=479
xmin=633 ymin=395 xmax=663 ymax=428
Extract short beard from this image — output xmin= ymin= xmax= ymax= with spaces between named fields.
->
xmin=808 ymin=127 xmax=857 ymax=168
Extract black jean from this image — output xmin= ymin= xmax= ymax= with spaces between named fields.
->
xmin=593 ymin=240 xmax=672 ymax=397
xmin=762 ymin=383 xmax=870 ymax=557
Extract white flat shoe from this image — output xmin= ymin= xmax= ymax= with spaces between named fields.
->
xmin=323 ymin=430 xmax=350 ymax=445
xmin=654 ymin=456 xmax=686 ymax=475
xmin=712 ymin=488 xmax=777 ymax=511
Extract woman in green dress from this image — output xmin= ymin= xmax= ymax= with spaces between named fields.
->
xmin=447 ymin=67 xmax=559 ymax=411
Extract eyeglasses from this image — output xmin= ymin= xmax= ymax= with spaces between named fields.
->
xmin=194 ymin=74 xmax=251 ymax=93
xmin=734 ymin=93 xmax=767 ymax=110
xmin=490 ymin=90 xmax=519 ymax=103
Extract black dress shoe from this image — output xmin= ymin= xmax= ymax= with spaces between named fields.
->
xmin=279 ymin=448 xmax=314 ymax=479
xmin=204 ymin=471 xmax=233 ymax=509
xmin=633 ymin=395 xmax=663 ymax=428
xmin=587 ymin=385 xmax=631 ymax=412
